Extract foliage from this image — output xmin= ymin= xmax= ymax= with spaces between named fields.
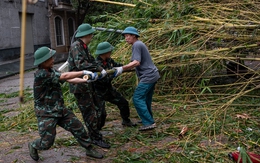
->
xmin=87 ymin=0 xmax=260 ymax=162
xmin=2 ymin=0 xmax=260 ymax=162
xmin=61 ymin=82 xmax=78 ymax=110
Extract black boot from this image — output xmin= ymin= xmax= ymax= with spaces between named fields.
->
xmin=122 ymin=119 xmax=137 ymax=127
xmin=86 ymin=145 xmax=103 ymax=159
xmin=28 ymin=142 xmax=39 ymax=161
xmin=92 ymin=139 xmax=110 ymax=149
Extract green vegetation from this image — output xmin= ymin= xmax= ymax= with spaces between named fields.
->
xmin=2 ymin=0 xmax=260 ymax=162
xmin=0 ymin=89 xmax=35 ymax=132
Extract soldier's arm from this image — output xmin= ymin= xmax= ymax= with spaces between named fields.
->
xmin=66 ymin=78 xmax=87 ymax=83
xmin=60 ymin=71 xmax=95 ymax=83
xmin=59 ymin=71 xmax=84 ymax=80
xmin=111 ymin=58 xmax=123 ymax=67
xmin=71 ymin=45 xmax=102 ymax=72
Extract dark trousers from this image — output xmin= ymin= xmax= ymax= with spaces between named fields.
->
xmin=97 ymin=88 xmax=130 ymax=129
xmin=74 ymin=92 xmax=103 ymax=141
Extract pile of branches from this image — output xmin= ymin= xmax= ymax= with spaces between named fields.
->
xmin=99 ymin=0 xmax=260 ymax=98
xmin=82 ymin=1 xmax=260 ymax=162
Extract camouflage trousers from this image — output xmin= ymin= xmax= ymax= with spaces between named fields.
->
xmin=31 ymin=108 xmax=91 ymax=150
xmin=74 ymin=92 xmax=103 ymax=141
xmin=97 ymin=88 xmax=130 ymax=128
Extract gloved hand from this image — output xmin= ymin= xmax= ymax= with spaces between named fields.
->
xmin=113 ymin=67 xmax=123 ymax=77
xmin=98 ymin=69 xmax=107 ymax=79
xmin=83 ymin=70 xmax=98 ymax=82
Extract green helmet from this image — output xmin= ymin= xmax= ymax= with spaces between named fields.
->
xmin=122 ymin=26 xmax=140 ymax=37
xmin=95 ymin=42 xmax=114 ymax=55
xmin=34 ymin=47 xmax=56 ymax=66
xmin=75 ymin=23 xmax=95 ymax=38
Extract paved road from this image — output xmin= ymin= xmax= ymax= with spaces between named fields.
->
xmin=0 ymin=63 xmax=64 ymax=112
xmin=0 ymin=70 xmax=34 ymax=94
xmin=0 ymin=63 xmax=64 ymax=94
xmin=0 ymin=53 xmax=68 ymax=79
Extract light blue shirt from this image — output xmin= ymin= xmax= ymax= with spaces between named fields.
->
xmin=131 ymin=40 xmax=160 ymax=83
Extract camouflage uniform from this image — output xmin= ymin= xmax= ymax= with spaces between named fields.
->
xmin=32 ymin=68 xmax=92 ymax=150
xmin=68 ymin=39 xmax=104 ymax=140
xmin=95 ymin=56 xmax=131 ymax=128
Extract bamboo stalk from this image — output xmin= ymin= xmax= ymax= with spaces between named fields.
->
xmin=90 ymin=0 xmax=136 ymax=7
xmin=191 ymin=16 xmax=260 ymax=28
xmin=138 ymin=0 xmax=152 ymax=6
xmin=154 ymin=44 xmax=259 ymax=62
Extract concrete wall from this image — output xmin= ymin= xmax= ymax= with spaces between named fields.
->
xmin=0 ymin=0 xmax=50 ymax=61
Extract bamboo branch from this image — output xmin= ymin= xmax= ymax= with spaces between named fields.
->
xmin=154 ymin=44 xmax=259 ymax=63
xmin=90 ymin=0 xmax=136 ymax=7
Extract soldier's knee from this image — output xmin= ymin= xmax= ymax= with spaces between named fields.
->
xmin=41 ymin=139 xmax=55 ymax=150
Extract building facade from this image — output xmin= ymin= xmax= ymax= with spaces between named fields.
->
xmin=47 ymin=0 xmax=77 ymax=54
xmin=0 ymin=0 xmax=77 ymax=63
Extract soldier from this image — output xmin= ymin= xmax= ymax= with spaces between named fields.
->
xmin=28 ymin=47 xmax=103 ymax=161
xmin=114 ymin=27 xmax=160 ymax=131
xmin=94 ymin=42 xmax=137 ymax=128
xmin=67 ymin=23 xmax=110 ymax=149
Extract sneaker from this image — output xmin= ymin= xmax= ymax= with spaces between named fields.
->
xmin=93 ymin=139 xmax=111 ymax=149
xmin=28 ymin=142 xmax=39 ymax=161
xmin=139 ymin=123 xmax=156 ymax=131
xmin=122 ymin=120 xmax=137 ymax=127
xmin=86 ymin=145 xmax=103 ymax=159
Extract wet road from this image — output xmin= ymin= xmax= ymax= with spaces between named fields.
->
xmin=0 ymin=63 xmax=63 ymax=94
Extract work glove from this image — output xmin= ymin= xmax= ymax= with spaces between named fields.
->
xmin=98 ymin=69 xmax=107 ymax=79
xmin=83 ymin=70 xmax=98 ymax=82
xmin=113 ymin=67 xmax=123 ymax=77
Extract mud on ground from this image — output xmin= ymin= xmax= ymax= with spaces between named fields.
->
xmin=0 ymin=69 xmax=178 ymax=163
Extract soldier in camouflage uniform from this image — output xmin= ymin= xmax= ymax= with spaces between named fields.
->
xmin=67 ymin=23 xmax=110 ymax=149
xmin=94 ymin=42 xmax=137 ymax=128
xmin=28 ymin=47 xmax=103 ymax=161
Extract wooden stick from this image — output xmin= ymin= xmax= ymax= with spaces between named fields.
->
xmin=19 ymin=0 xmax=27 ymax=103
xmin=90 ymin=0 xmax=136 ymax=7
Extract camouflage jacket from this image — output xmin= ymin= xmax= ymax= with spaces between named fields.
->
xmin=67 ymin=39 xmax=103 ymax=93
xmin=33 ymin=68 xmax=65 ymax=117
xmin=94 ymin=55 xmax=122 ymax=91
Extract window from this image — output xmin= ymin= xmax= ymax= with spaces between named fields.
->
xmin=54 ymin=16 xmax=64 ymax=46
xmin=68 ymin=17 xmax=75 ymax=44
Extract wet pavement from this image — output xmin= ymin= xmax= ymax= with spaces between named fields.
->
xmin=0 ymin=53 xmax=67 ymax=95
xmin=0 ymin=53 xmax=68 ymax=79
xmin=0 ymin=56 xmax=34 ymax=80
xmin=0 ymin=62 xmax=64 ymax=95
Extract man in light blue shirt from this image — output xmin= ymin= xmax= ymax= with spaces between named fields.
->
xmin=114 ymin=26 xmax=160 ymax=131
